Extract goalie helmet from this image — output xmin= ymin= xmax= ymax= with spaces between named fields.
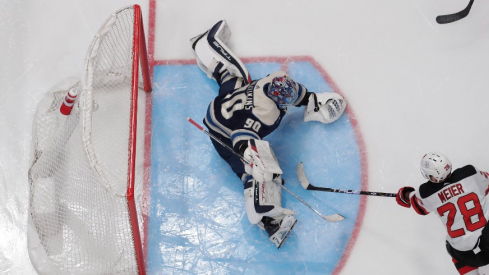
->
xmin=266 ymin=75 xmax=299 ymax=109
xmin=420 ymin=152 xmax=452 ymax=183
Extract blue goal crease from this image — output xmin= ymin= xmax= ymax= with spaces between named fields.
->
xmin=148 ymin=61 xmax=362 ymax=275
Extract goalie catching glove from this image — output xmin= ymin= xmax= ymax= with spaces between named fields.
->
xmin=241 ymin=139 xmax=283 ymax=183
xmin=304 ymin=92 xmax=346 ymax=124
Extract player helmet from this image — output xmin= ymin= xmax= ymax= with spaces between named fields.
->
xmin=266 ymin=75 xmax=299 ymax=109
xmin=420 ymin=152 xmax=452 ymax=183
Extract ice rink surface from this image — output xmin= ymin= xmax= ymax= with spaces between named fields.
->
xmin=2 ymin=0 xmax=489 ymax=274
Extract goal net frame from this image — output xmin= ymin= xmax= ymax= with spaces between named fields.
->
xmin=27 ymin=4 xmax=151 ymax=275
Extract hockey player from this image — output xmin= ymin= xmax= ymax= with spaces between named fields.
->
xmin=190 ymin=20 xmax=347 ymax=248
xmin=396 ymin=152 xmax=489 ymax=274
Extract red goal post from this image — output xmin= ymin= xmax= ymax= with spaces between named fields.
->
xmin=28 ymin=5 xmax=151 ymax=275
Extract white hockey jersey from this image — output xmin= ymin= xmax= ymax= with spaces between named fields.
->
xmin=409 ymin=165 xmax=489 ymax=251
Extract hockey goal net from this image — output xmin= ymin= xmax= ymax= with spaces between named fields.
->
xmin=28 ymin=5 xmax=151 ymax=275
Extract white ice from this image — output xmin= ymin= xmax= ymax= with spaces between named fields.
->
xmin=2 ymin=0 xmax=489 ymax=274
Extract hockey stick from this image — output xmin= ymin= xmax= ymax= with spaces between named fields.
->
xmin=436 ymin=0 xmax=474 ymax=24
xmin=187 ymin=117 xmax=345 ymax=222
xmin=297 ymin=163 xmax=396 ymax=197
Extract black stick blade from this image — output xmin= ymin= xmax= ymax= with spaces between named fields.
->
xmin=436 ymin=0 xmax=474 ymax=24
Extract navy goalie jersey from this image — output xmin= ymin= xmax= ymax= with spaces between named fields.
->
xmin=204 ymin=71 xmax=307 ymax=151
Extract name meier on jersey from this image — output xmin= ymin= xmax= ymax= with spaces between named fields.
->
xmin=438 ymin=183 xmax=465 ymax=203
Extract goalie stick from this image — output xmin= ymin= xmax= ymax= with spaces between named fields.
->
xmin=187 ymin=117 xmax=345 ymax=222
xmin=297 ymin=163 xmax=396 ymax=197
xmin=436 ymin=0 xmax=474 ymax=24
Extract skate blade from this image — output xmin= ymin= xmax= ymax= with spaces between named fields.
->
xmin=277 ymin=219 xmax=298 ymax=249
xmin=326 ymin=214 xmax=345 ymax=222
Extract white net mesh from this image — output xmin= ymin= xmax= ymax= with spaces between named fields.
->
xmin=28 ymin=5 xmax=149 ymax=275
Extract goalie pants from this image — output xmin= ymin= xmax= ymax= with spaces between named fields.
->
xmin=208 ymin=129 xmax=245 ymax=180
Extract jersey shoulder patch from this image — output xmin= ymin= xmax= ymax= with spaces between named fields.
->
xmin=252 ymin=77 xmax=282 ymax=125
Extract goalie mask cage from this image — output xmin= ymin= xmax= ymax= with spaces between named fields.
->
xmin=27 ymin=5 xmax=151 ymax=275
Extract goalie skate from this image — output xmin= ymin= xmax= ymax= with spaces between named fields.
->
xmin=262 ymin=214 xmax=297 ymax=249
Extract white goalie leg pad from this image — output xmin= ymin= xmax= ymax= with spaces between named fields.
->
xmin=304 ymin=92 xmax=347 ymax=124
xmin=190 ymin=20 xmax=251 ymax=83
xmin=244 ymin=177 xmax=294 ymax=225
xmin=244 ymin=184 xmax=263 ymax=225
